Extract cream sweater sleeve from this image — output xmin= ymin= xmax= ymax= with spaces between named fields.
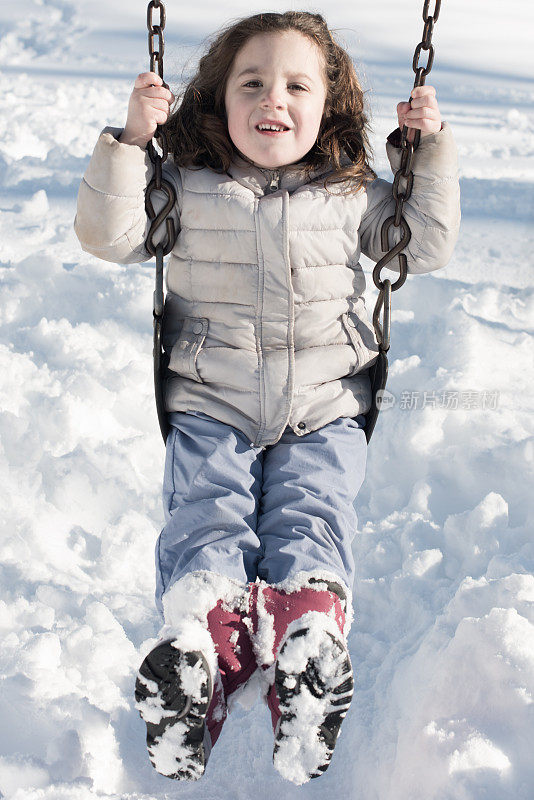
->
xmin=73 ymin=126 xmax=181 ymax=264
xmin=359 ymin=120 xmax=461 ymax=275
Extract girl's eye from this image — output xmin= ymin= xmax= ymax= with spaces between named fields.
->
xmin=243 ymin=81 xmax=306 ymax=92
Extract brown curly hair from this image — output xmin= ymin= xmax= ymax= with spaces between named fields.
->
xmin=163 ymin=11 xmax=376 ymax=195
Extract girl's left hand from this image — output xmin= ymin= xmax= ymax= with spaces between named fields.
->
xmin=397 ymin=85 xmax=442 ymax=143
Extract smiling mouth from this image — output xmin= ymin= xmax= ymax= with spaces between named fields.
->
xmin=255 ymin=125 xmax=290 ymax=135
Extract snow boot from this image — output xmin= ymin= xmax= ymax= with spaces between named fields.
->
xmin=135 ymin=571 xmax=257 ymax=780
xmin=247 ymin=576 xmax=354 ymax=785
xmin=135 ymin=639 xmax=214 ymax=780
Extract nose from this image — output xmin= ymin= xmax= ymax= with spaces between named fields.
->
xmin=260 ymin=83 xmax=287 ymax=110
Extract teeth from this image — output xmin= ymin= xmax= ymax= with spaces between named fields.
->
xmin=258 ymin=124 xmax=287 ymax=131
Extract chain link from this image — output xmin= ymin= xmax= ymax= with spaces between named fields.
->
xmin=145 ymin=0 xmax=177 ymax=443
xmin=366 ymin=0 xmax=441 ymax=443
xmin=371 ymin=0 xmax=441 ymax=347
xmin=147 ymin=1 xmax=166 ymax=75
xmin=423 ymin=0 xmax=441 ymax=24
xmin=145 ymin=0 xmax=174 ymax=255
xmin=421 ymin=16 xmax=435 ymax=49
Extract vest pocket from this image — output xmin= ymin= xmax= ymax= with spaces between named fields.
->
xmin=341 ymin=310 xmax=380 ymax=375
xmin=168 ymin=316 xmax=209 ymax=383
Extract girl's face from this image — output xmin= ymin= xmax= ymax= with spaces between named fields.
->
xmin=224 ymin=30 xmax=328 ymax=169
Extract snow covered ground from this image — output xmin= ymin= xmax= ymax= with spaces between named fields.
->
xmin=0 ymin=0 xmax=533 ymax=797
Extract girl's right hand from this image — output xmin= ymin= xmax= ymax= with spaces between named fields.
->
xmin=119 ymin=72 xmax=175 ymax=148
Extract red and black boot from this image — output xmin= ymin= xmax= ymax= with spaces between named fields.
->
xmin=135 ymin=573 xmax=257 ymax=780
xmin=247 ymin=575 xmax=354 ymax=785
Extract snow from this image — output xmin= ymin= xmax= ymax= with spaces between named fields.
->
xmin=135 ymin=647 xmax=211 ymax=781
xmin=147 ymin=717 xmax=203 ymax=781
xmin=270 ymin=616 xmax=354 ymax=785
xmin=0 ymin=0 xmax=533 ymax=798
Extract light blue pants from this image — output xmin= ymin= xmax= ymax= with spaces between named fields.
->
xmin=155 ymin=411 xmax=367 ymax=618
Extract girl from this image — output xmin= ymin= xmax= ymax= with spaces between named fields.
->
xmin=74 ymin=10 xmax=460 ymax=786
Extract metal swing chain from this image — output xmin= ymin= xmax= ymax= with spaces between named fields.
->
xmin=366 ymin=0 xmax=441 ymax=443
xmin=145 ymin=0 xmax=177 ymax=443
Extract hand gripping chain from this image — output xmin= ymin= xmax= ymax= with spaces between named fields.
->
xmin=364 ymin=0 xmax=441 ymax=443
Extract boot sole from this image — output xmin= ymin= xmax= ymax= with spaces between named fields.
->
xmin=134 ymin=640 xmax=212 ymax=780
xmin=273 ymin=627 xmax=354 ymax=782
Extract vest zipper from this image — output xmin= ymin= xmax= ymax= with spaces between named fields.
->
xmin=263 ymin=169 xmax=280 ymax=195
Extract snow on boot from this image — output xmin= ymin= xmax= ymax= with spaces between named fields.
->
xmin=246 ymin=573 xmax=353 ymax=785
xmin=205 ymin=594 xmax=258 ymax=742
xmin=135 ymin=639 xmax=214 ymax=780
xmin=135 ymin=570 xmax=253 ymax=780
xmin=272 ymin=621 xmax=353 ymax=785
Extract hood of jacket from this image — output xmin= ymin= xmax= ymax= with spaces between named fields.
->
xmin=226 ymin=150 xmax=350 ymax=196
